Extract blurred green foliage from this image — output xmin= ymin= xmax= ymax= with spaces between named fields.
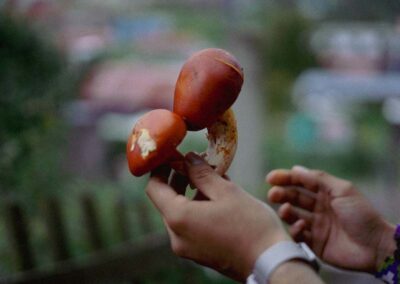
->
xmin=258 ymin=8 xmax=316 ymax=113
xmin=0 ymin=13 xmax=71 ymax=197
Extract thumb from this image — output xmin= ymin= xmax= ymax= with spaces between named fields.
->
xmin=184 ymin=152 xmax=227 ymax=200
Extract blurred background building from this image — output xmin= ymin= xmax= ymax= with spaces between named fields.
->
xmin=1 ymin=0 xmax=400 ymax=283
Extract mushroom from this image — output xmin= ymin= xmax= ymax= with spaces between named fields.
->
xmin=174 ymin=48 xmax=243 ymax=175
xmin=126 ymin=109 xmax=187 ymax=177
xmin=126 ymin=48 xmax=243 ymax=178
xmin=174 ymin=48 xmax=244 ymax=131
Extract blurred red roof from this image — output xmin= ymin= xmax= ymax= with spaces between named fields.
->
xmin=80 ymin=61 xmax=181 ymax=112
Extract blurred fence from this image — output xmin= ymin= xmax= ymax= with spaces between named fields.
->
xmin=0 ymin=194 xmax=198 ymax=284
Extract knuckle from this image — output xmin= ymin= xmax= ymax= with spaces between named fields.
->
xmin=340 ymin=180 xmax=354 ymax=193
xmin=193 ymin=166 xmax=213 ymax=181
xmin=313 ymin=170 xmax=326 ymax=178
xmin=144 ymin=185 xmax=152 ymax=196
xmin=220 ymin=181 xmax=241 ymax=197
xmin=166 ymin=209 xmax=188 ymax=232
xmin=167 ymin=196 xmax=191 ymax=232
xmin=171 ymin=240 xmax=186 ymax=257
xmin=223 ymin=180 xmax=236 ymax=189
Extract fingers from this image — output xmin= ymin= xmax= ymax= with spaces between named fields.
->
xmin=267 ymin=168 xmax=319 ymax=193
xmin=184 ymin=152 xmax=228 ymax=200
xmin=266 ymin=169 xmax=292 ymax=186
xmin=267 ymin=166 xmax=354 ymax=196
xmin=193 ymin=190 xmax=209 ymax=201
xmin=268 ymin=185 xmax=316 ymax=211
xmin=222 ymin=174 xmax=231 ymax=181
xmin=278 ymin=202 xmax=313 ymax=228
xmin=146 ymin=166 xmax=188 ymax=218
xmin=170 ymin=171 xmax=189 ymax=195
xmin=169 ymin=171 xmax=211 ymax=200
xmin=268 ymin=182 xmax=316 ymax=245
xmin=151 ymin=164 xmax=171 ymax=183
xmin=289 ymin=219 xmax=312 ymax=245
xmin=278 ymin=202 xmax=314 ymax=246
xmin=291 ymin=166 xmax=355 ymax=197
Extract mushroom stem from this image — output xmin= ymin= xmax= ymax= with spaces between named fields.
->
xmin=204 ymin=108 xmax=238 ymax=175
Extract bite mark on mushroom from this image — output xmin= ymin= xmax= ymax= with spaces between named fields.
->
xmin=137 ymin=129 xmax=157 ymax=158
xmin=129 ymin=133 xmax=137 ymax=152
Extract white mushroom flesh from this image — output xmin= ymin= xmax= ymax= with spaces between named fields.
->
xmin=137 ymin=129 xmax=157 ymax=158
xmin=205 ymin=108 xmax=237 ymax=175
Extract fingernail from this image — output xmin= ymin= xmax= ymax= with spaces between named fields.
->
xmin=292 ymin=165 xmax=309 ymax=173
xmin=185 ymin=152 xmax=204 ymax=166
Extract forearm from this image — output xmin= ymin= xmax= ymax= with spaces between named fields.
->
xmin=269 ymin=260 xmax=324 ymax=284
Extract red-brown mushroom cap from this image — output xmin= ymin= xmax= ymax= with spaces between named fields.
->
xmin=126 ymin=109 xmax=187 ymax=176
xmin=173 ymin=48 xmax=244 ymax=130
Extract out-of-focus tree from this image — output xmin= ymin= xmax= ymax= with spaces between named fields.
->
xmin=258 ymin=8 xmax=316 ymax=113
xmin=0 ymin=13 xmax=71 ymax=198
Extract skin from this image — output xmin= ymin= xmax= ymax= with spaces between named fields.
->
xmin=269 ymin=260 xmax=323 ymax=284
xmin=267 ymin=166 xmax=396 ymax=273
xmin=146 ymin=153 xmax=323 ymax=283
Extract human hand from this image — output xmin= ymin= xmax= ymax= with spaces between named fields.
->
xmin=267 ymin=166 xmax=396 ymax=273
xmin=146 ymin=153 xmax=289 ymax=281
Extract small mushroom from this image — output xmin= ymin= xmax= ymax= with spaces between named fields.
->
xmin=126 ymin=109 xmax=187 ymax=177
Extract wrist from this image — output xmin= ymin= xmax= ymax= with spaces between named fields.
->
xmin=269 ymin=260 xmax=322 ymax=284
xmin=245 ymin=230 xmax=290 ymax=278
xmin=375 ymin=222 xmax=397 ymax=271
xmin=247 ymin=241 xmax=319 ymax=284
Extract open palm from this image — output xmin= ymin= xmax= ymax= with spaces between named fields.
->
xmin=267 ymin=167 xmax=395 ymax=273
